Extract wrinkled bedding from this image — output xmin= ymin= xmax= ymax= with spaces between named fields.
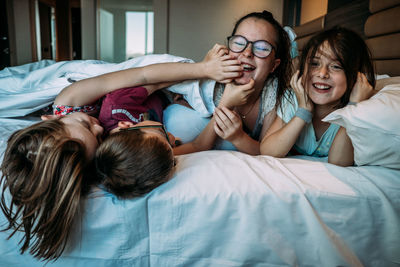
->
xmin=0 ymin=59 xmax=399 ymax=267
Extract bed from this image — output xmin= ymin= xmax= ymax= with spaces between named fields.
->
xmin=0 ymin=60 xmax=400 ymax=267
xmin=1 ymin=3 xmax=400 ymax=266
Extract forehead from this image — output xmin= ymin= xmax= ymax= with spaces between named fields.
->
xmin=312 ymin=41 xmax=337 ymax=61
xmin=235 ymin=18 xmax=278 ymax=46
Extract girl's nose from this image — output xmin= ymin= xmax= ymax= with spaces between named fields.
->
xmin=242 ymin=43 xmax=254 ymax=58
xmin=93 ymin=123 xmax=104 ymax=136
xmin=318 ymin=65 xmax=329 ymax=78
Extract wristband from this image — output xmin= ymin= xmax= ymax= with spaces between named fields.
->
xmin=348 ymin=101 xmax=356 ymax=105
xmin=295 ymin=107 xmax=312 ymax=123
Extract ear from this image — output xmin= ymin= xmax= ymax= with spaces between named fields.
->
xmin=41 ymin=115 xmax=58 ymax=120
xmin=118 ymin=121 xmax=135 ymax=129
xmin=271 ymin=58 xmax=281 ymax=73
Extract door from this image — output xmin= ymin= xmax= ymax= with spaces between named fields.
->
xmin=0 ymin=0 xmax=11 ymax=69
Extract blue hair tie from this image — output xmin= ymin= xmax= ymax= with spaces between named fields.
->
xmin=284 ymin=26 xmax=299 ymax=59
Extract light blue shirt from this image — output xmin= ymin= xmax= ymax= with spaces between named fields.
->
xmin=277 ymin=92 xmax=340 ymax=157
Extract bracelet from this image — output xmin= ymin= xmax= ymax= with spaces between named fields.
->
xmin=295 ymin=107 xmax=312 ymax=123
xmin=348 ymin=101 xmax=357 ymax=105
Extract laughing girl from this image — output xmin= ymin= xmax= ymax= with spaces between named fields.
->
xmin=260 ymin=27 xmax=376 ymax=166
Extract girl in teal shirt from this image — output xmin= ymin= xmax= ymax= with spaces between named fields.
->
xmin=260 ymin=27 xmax=376 ymax=166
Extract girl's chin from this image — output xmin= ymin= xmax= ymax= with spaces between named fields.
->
xmin=234 ymin=76 xmax=252 ymax=85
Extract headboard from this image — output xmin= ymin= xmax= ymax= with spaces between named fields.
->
xmin=292 ymin=0 xmax=400 ymax=77
xmin=292 ymin=16 xmax=325 ymax=53
xmin=365 ymin=0 xmax=400 ymax=76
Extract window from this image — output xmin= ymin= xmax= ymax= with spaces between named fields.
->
xmin=126 ymin=11 xmax=154 ymax=60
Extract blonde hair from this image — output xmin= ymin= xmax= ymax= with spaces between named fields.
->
xmin=0 ymin=119 xmax=92 ymax=261
xmin=95 ymin=130 xmax=174 ymax=199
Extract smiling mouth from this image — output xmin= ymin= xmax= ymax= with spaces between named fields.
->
xmin=313 ymin=83 xmax=331 ymax=90
xmin=242 ymin=63 xmax=255 ymax=72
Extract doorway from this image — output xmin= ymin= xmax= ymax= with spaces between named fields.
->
xmin=0 ymin=0 xmax=11 ymax=69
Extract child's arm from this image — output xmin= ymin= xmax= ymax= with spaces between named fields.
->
xmin=55 ymin=44 xmax=242 ymax=106
xmin=260 ymin=71 xmax=313 ymax=157
xmin=173 ymin=81 xmax=256 ymax=155
xmin=375 ymin=76 xmax=400 ymax=91
xmin=328 ymin=72 xmax=374 ymax=166
xmin=328 ymin=127 xmax=354 ymax=166
xmin=260 ymin=115 xmax=307 ymax=157
xmin=173 ymin=117 xmax=218 ymax=155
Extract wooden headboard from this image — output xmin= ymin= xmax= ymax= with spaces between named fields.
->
xmin=292 ymin=0 xmax=400 ymax=76
xmin=365 ymin=0 xmax=400 ymax=76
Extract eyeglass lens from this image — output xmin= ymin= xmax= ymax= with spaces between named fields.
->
xmin=228 ymin=35 xmax=273 ymax=58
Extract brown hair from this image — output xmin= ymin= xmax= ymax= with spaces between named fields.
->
xmin=299 ymin=26 xmax=376 ymax=108
xmin=231 ymin=10 xmax=292 ymax=110
xmin=95 ymin=130 xmax=175 ymax=199
xmin=0 ymin=119 xmax=93 ymax=261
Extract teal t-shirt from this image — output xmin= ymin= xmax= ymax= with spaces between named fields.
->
xmin=277 ymin=92 xmax=340 ymax=157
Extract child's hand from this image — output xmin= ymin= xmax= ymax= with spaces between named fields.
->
xmin=213 ymin=107 xmax=244 ymax=142
xmin=202 ymin=44 xmax=243 ymax=83
xmin=349 ymin=72 xmax=374 ymax=103
xmin=219 ymin=79 xmax=255 ymax=109
xmin=291 ymin=70 xmax=313 ymax=111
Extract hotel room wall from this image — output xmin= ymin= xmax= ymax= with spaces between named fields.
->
xmin=154 ymin=0 xmax=284 ymax=62
xmin=9 ymin=0 xmax=32 ymax=65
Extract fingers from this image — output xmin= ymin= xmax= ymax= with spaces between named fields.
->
xmin=221 ymin=58 xmax=241 ymax=66
xmin=350 ymin=72 xmax=374 ymax=103
xmin=236 ymin=78 xmax=255 ymax=91
xmin=290 ymin=70 xmax=303 ymax=92
xmin=217 ymin=47 xmax=229 ymax=57
xmin=297 ymin=76 xmax=303 ymax=91
xmin=214 ymin=107 xmax=229 ymax=129
xmin=355 ymin=72 xmax=372 ymax=89
xmin=359 ymin=72 xmax=370 ymax=85
xmin=220 ymin=106 xmax=240 ymax=122
xmin=213 ymin=122 xmax=224 ymax=138
xmin=213 ymin=108 xmax=229 ymax=138
xmin=219 ymin=78 xmax=233 ymax=84
xmin=290 ymin=70 xmax=299 ymax=89
xmin=214 ymin=107 xmax=240 ymax=126
xmin=213 ymin=107 xmax=242 ymax=140
xmin=212 ymin=43 xmax=229 ymax=56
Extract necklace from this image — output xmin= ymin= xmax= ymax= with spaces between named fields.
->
xmin=237 ymin=99 xmax=258 ymax=119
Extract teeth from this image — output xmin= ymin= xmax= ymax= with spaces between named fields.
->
xmin=242 ymin=64 xmax=255 ymax=71
xmin=314 ymin=84 xmax=330 ymax=89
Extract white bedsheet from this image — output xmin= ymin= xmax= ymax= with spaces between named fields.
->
xmin=0 ymin=117 xmax=399 ymax=266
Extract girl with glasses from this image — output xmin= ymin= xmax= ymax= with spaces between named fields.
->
xmin=0 ymin=46 xmax=242 ymax=261
xmin=165 ymin=10 xmax=292 ymax=155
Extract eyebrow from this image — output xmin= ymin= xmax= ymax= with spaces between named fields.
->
xmin=79 ymin=120 xmax=91 ymax=129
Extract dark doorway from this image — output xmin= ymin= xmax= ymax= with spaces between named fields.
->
xmin=0 ymin=0 xmax=11 ymax=70
xmin=39 ymin=1 xmax=54 ymax=59
xmin=71 ymin=7 xmax=82 ymax=59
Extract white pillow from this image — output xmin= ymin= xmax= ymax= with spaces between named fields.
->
xmin=323 ymin=84 xmax=400 ymax=169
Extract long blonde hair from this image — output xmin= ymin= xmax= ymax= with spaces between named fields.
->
xmin=0 ymin=119 xmax=92 ymax=261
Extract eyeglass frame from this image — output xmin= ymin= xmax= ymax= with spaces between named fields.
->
xmin=120 ymin=124 xmax=172 ymax=146
xmin=227 ymin=35 xmax=276 ymax=59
